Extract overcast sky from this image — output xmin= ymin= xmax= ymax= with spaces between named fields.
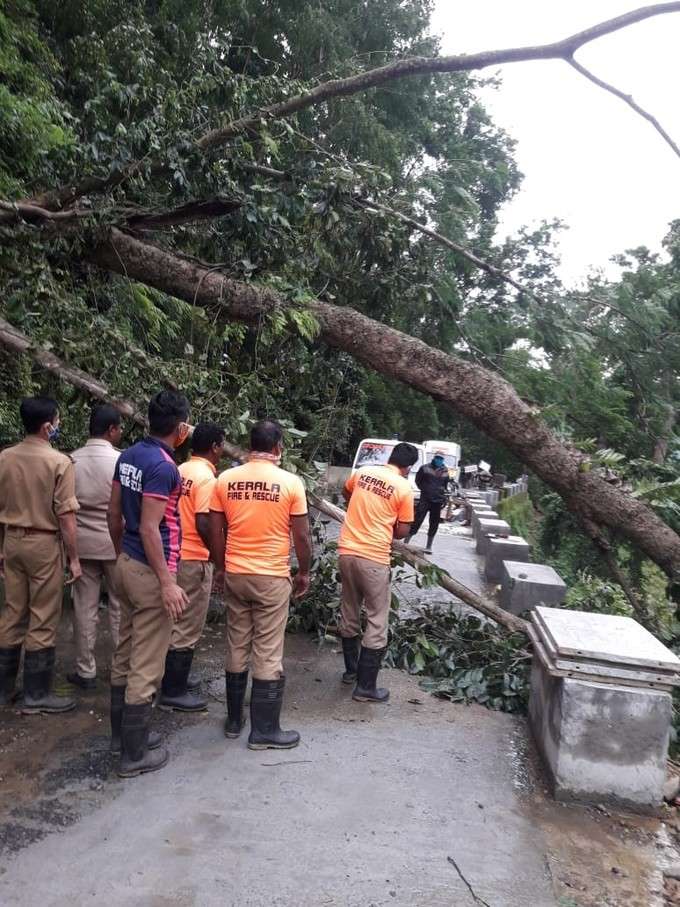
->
xmin=430 ymin=1 xmax=680 ymax=285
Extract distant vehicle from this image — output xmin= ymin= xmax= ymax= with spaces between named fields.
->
xmin=351 ymin=438 xmax=424 ymax=497
xmin=423 ymin=440 xmax=462 ymax=482
xmin=351 ymin=437 xmax=463 ymax=498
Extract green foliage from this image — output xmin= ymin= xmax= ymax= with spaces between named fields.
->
xmin=564 ymin=572 xmax=632 ymax=618
xmin=497 ymin=492 xmax=537 ymax=546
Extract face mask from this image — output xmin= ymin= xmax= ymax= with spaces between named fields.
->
xmin=174 ymin=422 xmax=191 ymax=449
xmin=48 ymin=425 xmax=60 ymax=442
xmin=433 ymin=457 xmax=445 ymax=469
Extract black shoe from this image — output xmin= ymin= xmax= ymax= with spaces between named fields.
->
xmin=67 ymin=672 xmax=97 ymax=691
xmin=341 ymin=636 xmax=359 ymax=685
xmin=110 ymin=685 xmax=162 ymax=755
xmin=247 ymin=677 xmax=300 ymax=751
xmin=118 ymin=702 xmax=168 ymax=778
xmin=425 ymin=534 xmax=435 ymax=554
xmin=159 ymin=648 xmax=208 ymax=712
xmin=0 ymin=645 xmax=21 ymax=706
xmin=224 ymin=670 xmax=248 ymax=738
xmin=352 ymin=647 xmax=390 ymax=703
xmin=22 ymin=648 xmax=76 ymax=714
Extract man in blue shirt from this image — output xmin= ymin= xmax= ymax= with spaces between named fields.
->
xmin=107 ymin=390 xmax=190 ymax=778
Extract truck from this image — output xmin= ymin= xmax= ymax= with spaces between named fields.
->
xmin=350 ymin=437 xmax=461 ymax=499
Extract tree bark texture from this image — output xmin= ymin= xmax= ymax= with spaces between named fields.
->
xmin=89 ymin=229 xmax=680 ymax=579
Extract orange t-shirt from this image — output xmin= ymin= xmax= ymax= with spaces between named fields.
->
xmin=210 ymin=460 xmax=308 ymax=576
xmin=178 ymin=456 xmax=217 ymax=561
xmin=338 ymin=464 xmax=414 ymax=565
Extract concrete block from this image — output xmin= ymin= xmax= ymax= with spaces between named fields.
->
xmin=484 ymin=536 xmax=530 ymax=583
xmin=529 ymin=659 xmax=672 ymax=811
xmin=471 ymin=509 xmax=499 ymax=537
xmin=475 ymin=519 xmax=511 ymax=556
xmin=500 ymin=562 xmax=566 ymax=615
xmin=485 ymin=489 xmax=500 ymax=507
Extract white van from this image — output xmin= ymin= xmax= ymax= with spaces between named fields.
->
xmin=351 ymin=438 xmax=425 ymax=498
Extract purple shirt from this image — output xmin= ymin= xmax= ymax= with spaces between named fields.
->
xmin=113 ymin=438 xmax=181 ymax=573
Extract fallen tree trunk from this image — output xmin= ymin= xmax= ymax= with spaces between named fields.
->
xmin=89 ymin=228 xmax=680 ymax=580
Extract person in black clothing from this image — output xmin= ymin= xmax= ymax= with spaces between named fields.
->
xmin=406 ymin=452 xmax=451 ymax=553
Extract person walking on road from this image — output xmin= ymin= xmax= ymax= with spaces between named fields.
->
xmin=407 ymin=450 xmax=451 ymax=553
xmin=209 ymin=420 xmax=312 ymax=751
xmin=68 ymin=405 xmax=124 ymax=690
xmin=0 ymin=397 xmax=81 ymax=714
xmin=338 ymin=442 xmax=418 ymax=703
xmin=107 ymin=390 xmax=190 ymax=778
xmin=159 ymin=422 xmax=225 ymax=713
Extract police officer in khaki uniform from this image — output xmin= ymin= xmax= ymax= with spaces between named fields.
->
xmin=0 ymin=397 xmax=81 ymax=714
xmin=68 ymin=404 xmax=124 ymax=690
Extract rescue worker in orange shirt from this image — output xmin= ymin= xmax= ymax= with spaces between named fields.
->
xmin=159 ymin=422 xmax=225 ymax=712
xmin=209 ymin=420 xmax=312 ymax=750
xmin=338 ymin=442 xmax=418 ymax=703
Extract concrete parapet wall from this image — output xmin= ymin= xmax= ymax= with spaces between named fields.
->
xmin=484 ymin=536 xmax=530 ymax=583
xmin=500 ymin=562 xmax=566 ymax=615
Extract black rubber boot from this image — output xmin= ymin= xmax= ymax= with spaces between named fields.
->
xmin=352 ymin=647 xmax=390 ymax=703
xmin=0 ymin=645 xmax=21 ymax=706
xmin=22 ymin=648 xmax=76 ymax=714
xmin=247 ymin=677 xmax=300 ymax=751
xmin=110 ymin=685 xmax=162 ymax=755
xmin=159 ymin=648 xmax=208 ymax=712
xmin=224 ymin=670 xmax=248 ymax=738
xmin=118 ymin=702 xmax=168 ymax=778
xmin=425 ymin=533 xmax=435 ymax=554
xmin=341 ymin=636 xmax=359 ymax=685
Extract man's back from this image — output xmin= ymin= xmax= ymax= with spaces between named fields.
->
xmin=178 ymin=456 xmax=216 ymax=561
xmin=339 ymin=463 xmax=414 ymax=565
xmin=114 ymin=438 xmax=181 ymax=572
xmin=211 ymin=460 xmax=307 ymax=576
xmin=71 ymin=439 xmax=119 ymax=559
xmin=0 ymin=437 xmax=77 ymax=530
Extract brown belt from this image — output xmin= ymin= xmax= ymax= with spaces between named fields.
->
xmin=5 ymin=526 xmax=59 ymax=536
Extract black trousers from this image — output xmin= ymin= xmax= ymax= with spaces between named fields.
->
xmin=411 ymin=498 xmax=442 ymax=538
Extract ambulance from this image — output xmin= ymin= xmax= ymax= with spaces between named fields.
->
xmin=350 ymin=438 xmax=461 ymax=498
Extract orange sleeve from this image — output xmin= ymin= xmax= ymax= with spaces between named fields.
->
xmin=344 ymin=472 xmax=357 ymax=495
xmin=289 ymin=477 xmax=308 ymax=516
xmin=194 ymin=477 xmax=216 ymax=515
xmin=397 ymin=487 xmax=415 ymax=523
xmin=209 ymin=479 xmax=224 ymax=512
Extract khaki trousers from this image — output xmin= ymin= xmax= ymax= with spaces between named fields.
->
xmin=172 ymin=559 xmax=213 ymax=650
xmin=72 ymin=559 xmax=121 ymax=678
xmin=0 ymin=529 xmax=63 ymax=650
xmin=338 ymin=555 xmax=391 ymax=649
xmin=224 ymin=573 xmax=292 ymax=680
xmin=111 ymin=554 xmax=172 ymax=705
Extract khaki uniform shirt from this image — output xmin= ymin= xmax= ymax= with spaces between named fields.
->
xmin=71 ymin=438 xmax=119 ymax=560
xmin=0 ymin=436 xmax=79 ymax=531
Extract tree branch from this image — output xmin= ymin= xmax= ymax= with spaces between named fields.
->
xmin=84 ymin=227 xmax=680 ymax=580
xmin=25 ymin=3 xmax=680 ymax=210
xmin=567 ymin=56 xmax=680 ymax=160
xmin=356 ymin=199 xmax=534 ymax=298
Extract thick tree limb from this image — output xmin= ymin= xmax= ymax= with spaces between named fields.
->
xmin=87 ymin=228 xmax=680 ymax=580
xmin=0 ymin=317 xmax=146 ymax=425
xmin=27 ymin=3 xmax=680 ymax=210
xmin=567 ymin=56 xmax=680 ymax=161
xmin=0 ymin=320 xmax=524 ymax=633
xmin=0 ymin=196 xmax=241 ymax=229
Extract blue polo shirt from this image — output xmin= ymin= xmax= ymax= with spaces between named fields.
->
xmin=113 ymin=437 xmax=182 ymax=573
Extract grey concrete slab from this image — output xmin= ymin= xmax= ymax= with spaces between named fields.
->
xmin=533 ymin=607 xmax=680 ymax=672
xmin=475 ymin=519 xmax=511 ymax=556
xmin=471 ymin=509 xmax=498 ymax=538
xmin=484 ymin=536 xmax=530 ymax=584
xmin=501 ymin=562 xmax=566 ymax=615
